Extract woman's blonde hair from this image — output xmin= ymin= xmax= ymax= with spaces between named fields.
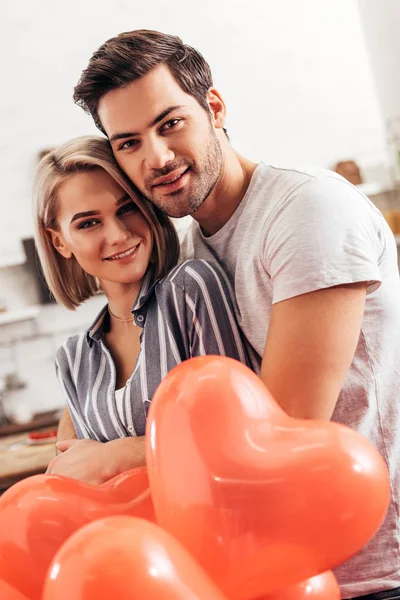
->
xmin=33 ymin=135 xmax=180 ymax=310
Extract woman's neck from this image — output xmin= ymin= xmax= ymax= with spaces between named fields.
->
xmin=100 ymin=279 xmax=142 ymax=321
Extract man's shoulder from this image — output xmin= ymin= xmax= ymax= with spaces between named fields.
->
xmin=252 ymin=163 xmax=353 ymax=198
xmin=171 ymin=164 xmax=372 ymax=263
xmin=250 ymin=163 xmax=379 ymax=226
xmin=256 ymin=162 xmax=322 ymax=181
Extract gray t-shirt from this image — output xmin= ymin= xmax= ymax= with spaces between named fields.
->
xmin=179 ymin=163 xmax=400 ymax=598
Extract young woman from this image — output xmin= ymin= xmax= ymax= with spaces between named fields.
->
xmin=34 ymin=135 xmax=250 ymax=483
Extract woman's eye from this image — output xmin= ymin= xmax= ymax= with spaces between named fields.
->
xmin=118 ymin=139 xmax=139 ymax=151
xmin=118 ymin=202 xmax=138 ymax=216
xmin=78 ymin=219 xmax=99 ymax=230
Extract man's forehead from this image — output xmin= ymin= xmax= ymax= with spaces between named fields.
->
xmin=98 ymin=65 xmax=193 ymax=134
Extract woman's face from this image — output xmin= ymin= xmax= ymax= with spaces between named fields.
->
xmin=49 ymin=169 xmax=153 ymax=287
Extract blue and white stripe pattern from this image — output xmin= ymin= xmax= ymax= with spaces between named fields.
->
xmin=55 ymin=259 xmax=251 ymax=441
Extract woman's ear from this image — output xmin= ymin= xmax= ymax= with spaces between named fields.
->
xmin=207 ymin=88 xmax=226 ymax=130
xmin=46 ymin=228 xmax=73 ymax=259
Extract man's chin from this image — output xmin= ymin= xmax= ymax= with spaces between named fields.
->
xmin=164 ymin=201 xmax=206 ymax=219
xmin=149 ymin=196 xmax=195 ymax=219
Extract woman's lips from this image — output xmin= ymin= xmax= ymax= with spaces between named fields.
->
xmin=104 ymin=243 xmax=140 ymax=262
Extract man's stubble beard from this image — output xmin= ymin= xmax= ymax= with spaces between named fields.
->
xmin=145 ymin=127 xmax=224 ymax=219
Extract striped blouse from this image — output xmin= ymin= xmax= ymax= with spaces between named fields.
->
xmin=55 ymin=259 xmax=251 ymax=441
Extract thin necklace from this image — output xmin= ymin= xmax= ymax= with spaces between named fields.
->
xmin=108 ymin=307 xmax=135 ymax=324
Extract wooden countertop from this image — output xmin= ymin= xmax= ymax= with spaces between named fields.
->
xmin=0 ymin=432 xmax=55 ymax=491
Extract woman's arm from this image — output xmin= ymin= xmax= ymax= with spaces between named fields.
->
xmin=55 ymin=345 xmax=92 ymax=439
xmin=56 ymin=407 xmax=77 ymax=455
xmin=48 ymin=261 xmax=247 ymax=484
xmin=50 ymin=343 xmax=146 ymax=483
xmin=47 ymin=436 xmax=146 ymax=484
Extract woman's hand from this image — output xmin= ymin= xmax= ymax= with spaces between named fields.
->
xmin=46 ymin=436 xmax=146 ymax=485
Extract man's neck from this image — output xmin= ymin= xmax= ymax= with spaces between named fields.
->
xmin=193 ymin=146 xmax=258 ymax=237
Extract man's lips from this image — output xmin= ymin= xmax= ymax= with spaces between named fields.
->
xmin=103 ymin=243 xmax=140 ymax=261
xmin=151 ymin=167 xmax=190 ymax=188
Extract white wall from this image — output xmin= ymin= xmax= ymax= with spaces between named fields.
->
xmin=357 ymin=0 xmax=400 ymax=178
xmin=357 ymin=0 xmax=400 ymax=122
xmin=1 ymin=0 xmax=388 ymax=263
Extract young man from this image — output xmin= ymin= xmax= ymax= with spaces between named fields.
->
xmin=51 ymin=30 xmax=400 ymax=599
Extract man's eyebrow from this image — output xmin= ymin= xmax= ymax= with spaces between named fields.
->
xmin=70 ymin=194 xmax=130 ymax=223
xmin=109 ymin=105 xmax=185 ymax=144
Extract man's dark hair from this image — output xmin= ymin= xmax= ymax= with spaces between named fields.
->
xmin=73 ymin=29 xmax=214 ymax=134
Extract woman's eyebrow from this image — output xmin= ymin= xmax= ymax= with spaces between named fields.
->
xmin=70 ymin=210 xmax=99 ymax=224
xmin=70 ymin=195 xmax=130 ymax=223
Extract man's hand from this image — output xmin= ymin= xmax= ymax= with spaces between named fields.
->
xmin=46 ymin=436 xmax=146 ymax=485
xmin=261 ymin=283 xmax=367 ymax=420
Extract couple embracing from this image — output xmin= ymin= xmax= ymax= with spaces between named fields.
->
xmin=33 ymin=30 xmax=400 ymax=600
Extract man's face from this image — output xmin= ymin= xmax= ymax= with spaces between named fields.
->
xmin=98 ymin=65 xmax=223 ymax=218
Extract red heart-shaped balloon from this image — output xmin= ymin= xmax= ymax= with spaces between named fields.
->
xmin=0 ymin=580 xmax=31 ymax=600
xmin=259 ymin=571 xmax=340 ymax=600
xmin=43 ymin=516 xmax=227 ymax=600
xmin=146 ymin=356 xmax=390 ymax=599
xmin=0 ymin=467 xmax=154 ymax=600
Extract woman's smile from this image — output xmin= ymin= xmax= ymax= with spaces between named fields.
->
xmin=103 ymin=242 xmax=141 ymax=262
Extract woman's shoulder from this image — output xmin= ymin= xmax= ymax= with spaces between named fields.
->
xmin=160 ymin=259 xmax=228 ymax=292
xmin=55 ymin=331 xmax=87 ymax=367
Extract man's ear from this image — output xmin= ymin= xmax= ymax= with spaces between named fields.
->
xmin=46 ymin=228 xmax=73 ymax=259
xmin=207 ymin=88 xmax=226 ymax=130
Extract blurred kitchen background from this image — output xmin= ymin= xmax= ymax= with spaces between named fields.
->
xmin=1 ymin=0 xmax=400 ymax=478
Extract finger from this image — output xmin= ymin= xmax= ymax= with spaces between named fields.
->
xmin=56 ymin=439 xmax=80 ymax=452
xmin=46 ymin=457 xmax=56 ymax=474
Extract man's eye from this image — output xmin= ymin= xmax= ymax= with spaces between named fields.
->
xmin=118 ymin=139 xmax=139 ymax=151
xmin=161 ymin=119 xmax=181 ymax=131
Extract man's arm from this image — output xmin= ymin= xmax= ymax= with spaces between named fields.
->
xmin=260 ymin=282 xmax=367 ymax=420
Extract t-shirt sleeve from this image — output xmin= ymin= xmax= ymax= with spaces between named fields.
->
xmin=55 ymin=343 xmax=90 ymax=439
xmin=261 ymin=176 xmax=383 ymax=304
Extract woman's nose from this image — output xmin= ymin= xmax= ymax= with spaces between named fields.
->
xmin=106 ymin=217 xmax=131 ymax=245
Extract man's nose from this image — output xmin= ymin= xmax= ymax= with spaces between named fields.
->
xmin=145 ymin=136 xmax=175 ymax=170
